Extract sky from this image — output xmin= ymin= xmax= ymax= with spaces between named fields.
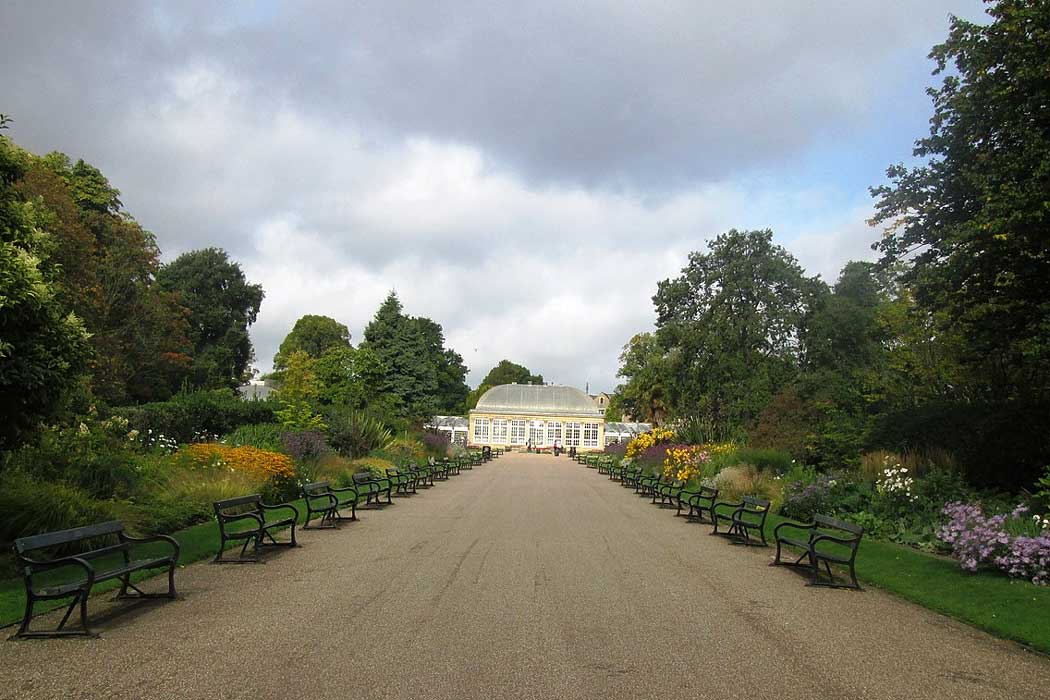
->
xmin=1 ymin=0 xmax=988 ymax=392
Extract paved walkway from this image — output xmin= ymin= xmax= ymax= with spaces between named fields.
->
xmin=2 ymin=453 xmax=1049 ymax=699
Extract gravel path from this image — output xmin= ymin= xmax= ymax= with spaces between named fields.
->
xmin=2 ymin=452 xmax=1049 ymax=699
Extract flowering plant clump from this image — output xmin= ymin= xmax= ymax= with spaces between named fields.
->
xmin=662 ymin=444 xmax=711 ymax=482
xmin=703 ymin=441 xmax=736 ymax=457
xmin=875 ymin=464 xmax=918 ymax=503
xmin=625 ymin=427 xmax=674 ymax=460
xmin=183 ymin=443 xmax=295 ymax=480
xmin=940 ymin=501 xmax=1050 ymax=585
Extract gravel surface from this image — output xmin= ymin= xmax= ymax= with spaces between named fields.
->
xmin=2 ymin=452 xmax=1049 ymax=699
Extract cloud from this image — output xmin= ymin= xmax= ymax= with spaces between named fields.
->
xmin=0 ymin=0 xmax=987 ymax=392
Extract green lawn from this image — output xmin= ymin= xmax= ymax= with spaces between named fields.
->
xmin=763 ymin=513 xmax=1050 ymax=654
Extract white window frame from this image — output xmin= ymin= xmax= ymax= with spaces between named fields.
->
xmin=474 ymin=418 xmax=490 ymax=444
xmin=547 ymin=421 xmax=562 ymax=445
xmin=492 ymin=418 xmax=508 ymax=444
xmin=566 ymin=422 xmax=581 ymax=447
xmin=583 ymin=422 xmax=599 ymax=448
xmin=510 ymin=419 xmax=526 ymax=445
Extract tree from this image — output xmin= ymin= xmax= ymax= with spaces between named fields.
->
xmin=29 ymin=151 xmax=192 ymax=403
xmin=0 ymin=128 xmax=90 ymax=446
xmin=614 ymin=332 xmax=670 ymax=424
xmin=466 ymin=359 xmax=544 ymax=409
xmin=360 ymin=292 xmax=467 ymax=418
xmin=313 ymin=344 xmax=388 ymax=409
xmin=273 ymin=350 xmax=326 ymax=432
xmin=870 ymin=0 xmax=1050 ymax=397
xmin=157 ymin=248 xmax=264 ymax=389
xmin=273 ymin=314 xmax=350 ymax=370
xmin=652 ymin=229 xmax=823 ymax=429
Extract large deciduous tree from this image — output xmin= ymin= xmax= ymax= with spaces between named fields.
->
xmin=0 ymin=125 xmax=90 ymax=446
xmin=652 ymin=229 xmax=823 ymax=430
xmin=158 ymin=247 xmax=264 ymax=390
xmin=273 ymin=314 xmax=351 ymax=370
xmin=870 ymin=0 xmax=1050 ymax=396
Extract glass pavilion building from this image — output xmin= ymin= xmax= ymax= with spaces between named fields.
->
xmin=468 ymin=384 xmax=606 ymax=451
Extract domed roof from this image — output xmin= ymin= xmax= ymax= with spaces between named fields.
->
xmin=473 ymin=384 xmax=601 ymax=417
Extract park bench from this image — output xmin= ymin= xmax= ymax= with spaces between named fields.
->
xmin=12 ymin=521 xmax=180 ymax=639
xmin=772 ymin=514 xmax=864 ymax=589
xmin=494 ymin=447 xmax=504 ymax=457
xmin=386 ymin=467 xmax=416 ymax=495
xmin=608 ymin=459 xmax=625 ymax=481
xmin=470 ymin=452 xmax=483 ymax=467
xmin=429 ymin=457 xmax=450 ymax=481
xmin=711 ymin=496 xmax=770 ymax=546
xmin=402 ymin=461 xmax=433 ymax=488
xmin=353 ymin=471 xmax=394 ymax=506
xmin=676 ymin=484 xmax=719 ymax=521
xmin=621 ymin=464 xmax=644 ymax=489
xmin=654 ymin=478 xmax=686 ymax=507
xmin=637 ymin=471 xmax=666 ymax=496
xmin=302 ymin=480 xmax=359 ymax=528
xmin=214 ymin=495 xmax=299 ymax=563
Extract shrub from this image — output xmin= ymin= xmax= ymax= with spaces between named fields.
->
xmin=662 ymin=444 xmax=710 ymax=482
xmin=940 ymin=502 xmax=1050 ymax=585
xmin=382 ymin=435 xmax=427 ymax=464
xmin=224 ymin=423 xmax=283 ymax=451
xmin=2 ymin=418 xmax=143 ymax=498
xmin=625 ymin=428 xmax=674 ymax=460
xmin=732 ymin=447 xmax=793 ymax=474
xmin=351 ymin=456 xmax=395 ymax=479
xmin=0 ymin=471 xmax=136 ymax=549
xmin=604 ymin=441 xmax=628 ymax=459
xmin=116 ymin=389 xmax=276 ymax=445
xmin=326 ymin=409 xmax=394 ymax=458
xmin=422 ymin=431 xmax=449 ymax=457
xmin=281 ymin=430 xmax=329 ymax=463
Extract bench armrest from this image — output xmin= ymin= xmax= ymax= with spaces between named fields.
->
xmin=773 ymin=520 xmax=816 ymax=539
xmin=120 ymin=532 xmax=181 ymax=560
xmin=810 ymin=533 xmax=861 ymax=549
xmin=20 ymin=553 xmax=97 ymax=578
xmin=330 ymin=485 xmax=359 ymax=496
xmin=260 ymin=502 xmax=300 ymax=521
xmin=306 ymin=492 xmax=339 ymax=508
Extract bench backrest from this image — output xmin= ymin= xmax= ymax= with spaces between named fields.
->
xmin=14 ymin=520 xmax=125 ymax=555
xmin=814 ymin=514 xmax=864 ymax=537
xmin=352 ymin=472 xmax=374 ymax=484
xmin=214 ymin=494 xmax=262 ymax=517
xmin=742 ymin=496 xmax=771 ymax=511
xmin=303 ymin=481 xmax=331 ymax=496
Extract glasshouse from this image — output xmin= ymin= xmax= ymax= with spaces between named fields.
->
xmin=468 ymin=384 xmax=605 ymax=451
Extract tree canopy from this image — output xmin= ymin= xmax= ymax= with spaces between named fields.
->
xmin=157 ymin=247 xmax=264 ymax=390
xmin=466 ymin=359 xmax=544 ymax=409
xmin=274 ymin=314 xmax=351 ymax=370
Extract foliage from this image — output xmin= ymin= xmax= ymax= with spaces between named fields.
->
xmin=377 ymin=435 xmax=428 ymax=465
xmin=467 ymin=360 xmax=544 ymax=409
xmin=870 ymin=0 xmax=1050 ymax=397
xmin=421 ymin=431 xmax=450 ymax=457
xmin=732 ymin=447 xmax=794 ymax=475
xmin=624 ymin=427 xmax=674 ymax=460
xmin=614 ymin=333 xmax=671 ymax=424
xmin=313 ymin=344 xmax=388 ymax=409
xmin=181 ymin=443 xmax=295 ymax=480
xmin=32 ymin=150 xmax=191 ymax=404
xmin=653 ymin=229 xmax=824 ymax=432
xmin=714 ymin=465 xmax=784 ymax=511
xmin=361 ymin=292 xmax=469 ymax=417
xmin=273 ymin=350 xmax=326 ymax=432
xmin=661 ymin=444 xmax=710 ymax=482
xmin=273 ymin=314 xmax=351 ymax=371
xmin=325 ymin=408 xmax=394 ymax=458
xmin=223 ymin=422 xmax=282 ymax=451
xmin=0 ymin=133 xmax=90 ymax=447
xmin=117 ymin=388 xmax=276 ymax=445
xmin=0 ymin=470 xmax=135 ymax=549
xmin=940 ymin=502 xmax=1050 ymax=585
xmin=1 ymin=413 xmax=144 ymax=498
xmin=351 ymin=456 xmax=395 ymax=480
xmin=280 ymin=430 xmax=328 ymax=463
xmin=157 ymin=247 xmax=264 ymax=389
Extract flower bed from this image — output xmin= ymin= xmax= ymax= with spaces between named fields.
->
xmin=940 ymin=502 xmax=1050 ymax=585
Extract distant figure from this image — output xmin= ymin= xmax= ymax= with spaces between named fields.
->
xmin=527 ymin=439 xmax=532 ymax=453
xmin=553 ymin=440 xmax=561 ymax=457
xmin=569 ymin=446 xmax=576 ymax=459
